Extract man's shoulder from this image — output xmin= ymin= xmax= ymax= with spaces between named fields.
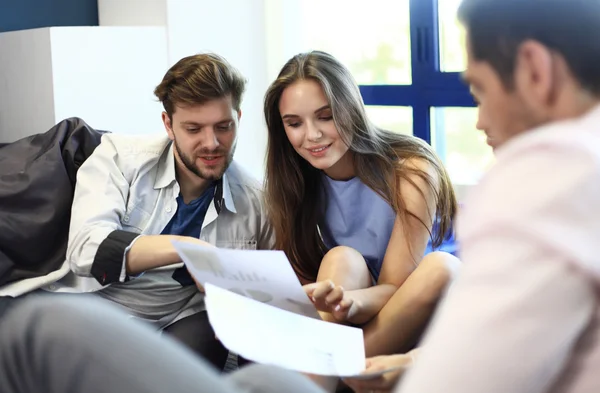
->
xmin=80 ymin=133 xmax=172 ymax=184
xmin=99 ymin=133 xmax=171 ymax=157
xmin=499 ymin=105 xmax=600 ymax=164
xmin=92 ymin=133 xmax=171 ymax=173
xmin=462 ymin=120 xmax=600 ymax=234
xmin=495 ymin=116 xmax=600 ymax=181
xmin=460 ymin=115 xmax=600 ymax=279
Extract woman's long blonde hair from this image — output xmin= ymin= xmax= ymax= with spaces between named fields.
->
xmin=264 ymin=51 xmax=457 ymax=283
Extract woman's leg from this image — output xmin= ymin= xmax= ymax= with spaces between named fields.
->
xmin=316 ymin=248 xmax=460 ymax=357
xmin=0 ymin=294 xmax=326 ymax=393
xmin=316 ymin=246 xmax=373 ymax=322
xmin=362 ymin=251 xmax=461 ymax=356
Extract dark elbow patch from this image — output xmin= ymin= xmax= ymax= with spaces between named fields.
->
xmin=91 ymin=230 xmax=139 ymax=285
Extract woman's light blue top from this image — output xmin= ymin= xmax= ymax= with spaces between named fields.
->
xmin=319 ymin=175 xmax=457 ymax=281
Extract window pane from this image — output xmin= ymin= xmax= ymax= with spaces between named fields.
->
xmin=298 ymin=0 xmax=411 ymax=85
xmin=366 ymin=106 xmax=413 ymax=135
xmin=431 ymin=107 xmax=494 ymax=184
xmin=438 ymin=0 xmax=467 ymax=72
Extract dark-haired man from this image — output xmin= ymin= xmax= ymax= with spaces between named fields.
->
xmin=396 ymin=0 xmax=600 ymax=392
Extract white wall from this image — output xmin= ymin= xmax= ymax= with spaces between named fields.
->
xmin=50 ymin=27 xmax=168 ymax=134
xmin=0 ymin=28 xmax=56 ymax=142
xmin=98 ymin=0 xmax=167 ymax=26
xmin=264 ymin=0 xmax=304 ymax=81
xmin=0 ymin=26 xmax=168 ymax=142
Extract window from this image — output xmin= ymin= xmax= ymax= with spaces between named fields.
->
xmin=298 ymin=0 xmax=412 ymax=85
xmin=365 ymin=106 xmax=413 ymax=135
xmin=431 ymin=107 xmax=494 ymax=184
xmin=438 ymin=0 xmax=467 ymax=72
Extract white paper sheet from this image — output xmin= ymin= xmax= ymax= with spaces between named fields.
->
xmin=204 ymin=283 xmax=366 ymax=376
xmin=172 ymin=241 xmax=400 ymax=377
xmin=171 ymin=241 xmax=320 ymax=319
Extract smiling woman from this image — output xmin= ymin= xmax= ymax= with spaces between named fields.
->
xmin=263 ymin=50 xmax=460 ymax=357
xmin=279 ymin=80 xmax=354 ymax=180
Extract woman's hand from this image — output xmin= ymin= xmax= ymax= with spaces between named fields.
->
xmin=303 ymin=280 xmax=357 ymax=321
xmin=343 ymin=351 xmax=416 ymax=393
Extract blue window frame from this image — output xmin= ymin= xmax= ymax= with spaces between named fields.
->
xmin=358 ymin=0 xmax=476 ymax=155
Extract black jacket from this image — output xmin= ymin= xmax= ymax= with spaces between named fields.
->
xmin=0 ymin=118 xmax=105 ymax=286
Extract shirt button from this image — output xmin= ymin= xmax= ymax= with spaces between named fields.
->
xmin=123 ymin=215 xmax=129 ymax=223
xmin=166 ymin=206 xmax=172 ymax=213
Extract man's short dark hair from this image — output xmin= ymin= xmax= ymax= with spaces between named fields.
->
xmin=458 ymin=0 xmax=600 ymax=95
xmin=154 ymin=53 xmax=247 ymax=119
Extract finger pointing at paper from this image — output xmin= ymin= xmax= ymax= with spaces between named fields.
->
xmin=303 ymin=280 xmax=356 ymax=322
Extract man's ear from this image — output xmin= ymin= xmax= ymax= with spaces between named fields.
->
xmin=515 ymin=40 xmax=555 ymax=110
xmin=162 ymin=112 xmax=175 ymax=141
xmin=237 ymin=109 xmax=242 ymax=122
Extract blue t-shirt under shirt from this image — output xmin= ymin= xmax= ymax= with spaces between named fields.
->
xmin=162 ymin=184 xmax=215 ymax=285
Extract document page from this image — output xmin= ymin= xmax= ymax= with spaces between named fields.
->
xmin=172 ymin=240 xmax=320 ymax=319
xmin=204 ymin=283 xmax=366 ymax=376
xmin=173 ymin=241 xmax=401 ymax=377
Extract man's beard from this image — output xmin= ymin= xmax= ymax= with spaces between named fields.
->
xmin=174 ymin=138 xmax=235 ymax=181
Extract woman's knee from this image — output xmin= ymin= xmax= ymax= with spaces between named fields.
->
xmin=321 ymin=246 xmax=364 ymax=267
xmin=318 ymin=246 xmax=371 ymax=288
xmin=412 ymin=251 xmax=461 ymax=301
xmin=421 ymin=251 xmax=461 ymax=280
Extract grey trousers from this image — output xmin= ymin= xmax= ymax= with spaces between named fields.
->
xmin=0 ymin=295 xmax=326 ymax=393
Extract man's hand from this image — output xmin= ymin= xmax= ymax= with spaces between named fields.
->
xmin=303 ymin=280 xmax=357 ymax=322
xmin=343 ymin=351 xmax=416 ymax=393
xmin=179 ymin=236 xmax=215 ymax=293
xmin=126 ymin=235 xmax=214 ymax=275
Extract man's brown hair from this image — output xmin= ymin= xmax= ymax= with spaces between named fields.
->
xmin=154 ymin=53 xmax=247 ymax=119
